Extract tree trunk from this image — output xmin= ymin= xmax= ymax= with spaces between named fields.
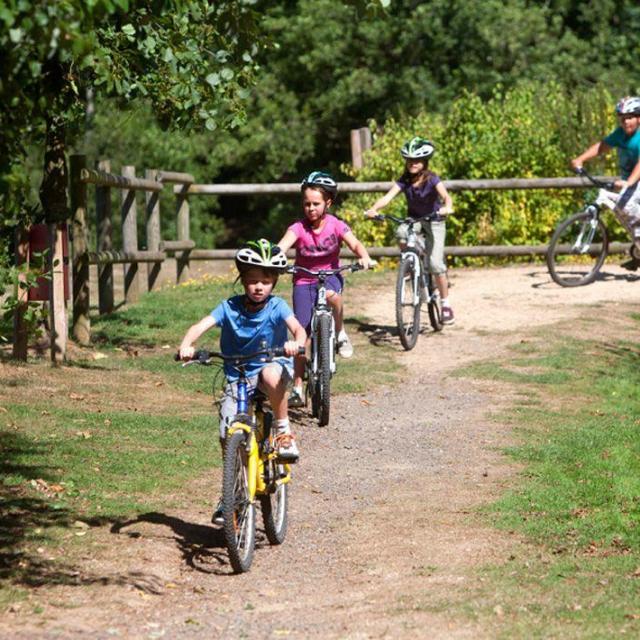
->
xmin=40 ymin=115 xmax=69 ymax=363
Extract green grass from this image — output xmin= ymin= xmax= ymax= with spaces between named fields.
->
xmin=456 ymin=315 xmax=640 ymax=637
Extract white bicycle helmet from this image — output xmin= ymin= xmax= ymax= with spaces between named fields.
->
xmin=615 ymin=96 xmax=640 ymax=116
xmin=300 ymin=170 xmax=338 ymax=198
xmin=235 ymin=239 xmax=288 ymax=273
xmin=400 ymin=136 xmax=435 ymax=160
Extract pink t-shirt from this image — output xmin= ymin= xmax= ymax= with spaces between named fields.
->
xmin=287 ymin=214 xmax=351 ymax=285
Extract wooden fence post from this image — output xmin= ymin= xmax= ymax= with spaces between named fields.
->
xmin=350 ymin=127 xmax=372 ymax=169
xmin=176 ymin=186 xmax=190 ymax=284
xmin=121 ymin=165 xmax=140 ymax=303
xmin=70 ymin=154 xmax=90 ymax=344
xmin=96 ymin=159 xmax=114 ymax=314
xmin=12 ymin=226 xmax=30 ymax=360
xmin=145 ymin=169 xmax=162 ymax=291
xmin=49 ymin=223 xmax=67 ymax=363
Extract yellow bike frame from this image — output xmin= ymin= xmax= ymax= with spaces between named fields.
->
xmin=227 ymin=413 xmax=291 ymax=501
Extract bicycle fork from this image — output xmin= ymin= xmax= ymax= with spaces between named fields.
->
xmin=401 ymin=252 xmax=423 ymax=306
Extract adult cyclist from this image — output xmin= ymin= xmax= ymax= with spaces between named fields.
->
xmin=571 ymin=96 xmax=640 ymax=269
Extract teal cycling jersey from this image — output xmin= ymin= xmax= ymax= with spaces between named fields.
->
xmin=603 ymin=127 xmax=640 ymax=179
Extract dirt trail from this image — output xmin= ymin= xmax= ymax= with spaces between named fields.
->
xmin=3 ymin=263 xmax=640 ymax=640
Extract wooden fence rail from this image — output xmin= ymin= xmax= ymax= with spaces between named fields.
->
xmin=17 ymin=161 xmax=620 ymax=362
xmin=177 ymin=175 xmax=615 ymax=196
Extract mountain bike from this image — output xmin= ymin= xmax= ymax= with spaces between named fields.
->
xmin=547 ymin=168 xmax=640 ymax=287
xmin=178 ymin=345 xmax=303 ymax=573
xmin=288 ymin=263 xmax=363 ymax=427
xmin=368 ymin=214 xmax=443 ymax=350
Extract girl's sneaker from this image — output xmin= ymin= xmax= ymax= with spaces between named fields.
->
xmin=337 ymin=331 xmax=354 ymax=358
xmin=211 ymin=498 xmax=224 ymax=526
xmin=442 ymin=306 xmax=455 ymax=325
xmin=288 ymin=388 xmax=305 ymax=408
xmin=275 ymin=432 xmax=299 ymax=462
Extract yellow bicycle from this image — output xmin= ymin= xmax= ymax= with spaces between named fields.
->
xmin=180 ymin=346 xmax=301 ymax=573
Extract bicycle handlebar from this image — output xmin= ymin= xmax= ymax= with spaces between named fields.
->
xmin=287 ymin=263 xmax=363 ymax=277
xmin=574 ymin=167 xmax=616 ymax=190
xmin=366 ymin=213 xmax=424 ymax=225
xmin=175 ymin=345 xmax=305 ymax=364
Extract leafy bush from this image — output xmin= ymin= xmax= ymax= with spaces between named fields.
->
xmin=340 ymin=82 xmax=619 ymax=248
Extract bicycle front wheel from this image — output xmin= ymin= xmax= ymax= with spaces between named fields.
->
xmin=547 ymin=211 xmax=609 ymax=287
xmin=395 ymin=255 xmax=422 ymax=350
xmin=222 ymin=430 xmax=256 ymax=573
xmin=315 ymin=313 xmax=332 ymax=427
xmin=427 ymin=273 xmax=444 ymax=332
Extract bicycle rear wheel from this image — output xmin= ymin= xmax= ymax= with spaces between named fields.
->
xmin=259 ymin=461 xmax=289 ymax=545
xmin=547 ymin=210 xmax=609 ymax=287
xmin=315 ymin=314 xmax=332 ymax=426
xmin=222 ymin=430 xmax=256 ymax=573
xmin=427 ymin=273 xmax=444 ymax=332
xmin=395 ymin=255 xmax=422 ymax=350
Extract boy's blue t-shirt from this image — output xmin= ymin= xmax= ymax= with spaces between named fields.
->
xmin=210 ymin=294 xmax=292 ymax=381
xmin=603 ymin=127 xmax=640 ymax=179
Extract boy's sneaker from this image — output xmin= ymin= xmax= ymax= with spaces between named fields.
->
xmin=621 ymin=258 xmax=640 ymax=271
xmin=337 ymin=331 xmax=354 ymax=358
xmin=275 ymin=433 xmax=299 ymax=463
xmin=288 ymin=388 xmax=305 ymax=408
xmin=211 ymin=498 xmax=224 ymax=526
xmin=441 ymin=306 xmax=455 ymax=325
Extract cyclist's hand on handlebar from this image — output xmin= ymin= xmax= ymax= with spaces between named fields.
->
xmin=358 ymin=256 xmax=375 ymax=270
xmin=179 ymin=345 xmax=195 ymax=361
xmin=364 ymin=209 xmax=378 ymax=219
xmin=614 ymin=179 xmax=629 ymax=191
xmin=284 ymin=340 xmax=305 ymax=357
xmin=439 ymin=206 xmax=454 ymax=216
xmin=570 ymin=158 xmax=584 ymax=173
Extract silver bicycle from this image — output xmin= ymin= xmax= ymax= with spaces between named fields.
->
xmin=288 ymin=264 xmax=362 ymax=426
xmin=369 ymin=214 xmax=443 ymax=350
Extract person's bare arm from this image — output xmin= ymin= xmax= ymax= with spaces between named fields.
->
xmin=571 ymin=141 xmax=611 ymax=170
xmin=436 ymin=181 xmax=453 ymax=214
xmin=179 ymin=315 xmax=216 ymax=359
xmin=364 ymin=184 xmax=402 ymax=217
xmin=342 ymin=231 xmax=373 ymax=269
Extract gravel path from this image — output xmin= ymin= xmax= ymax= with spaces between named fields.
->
xmin=4 ymin=263 xmax=640 ymax=639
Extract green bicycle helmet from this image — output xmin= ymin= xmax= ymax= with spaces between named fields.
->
xmin=235 ymin=239 xmax=288 ymax=274
xmin=300 ymin=170 xmax=338 ymax=198
xmin=401 ymin=136 xmax=435 ymax=160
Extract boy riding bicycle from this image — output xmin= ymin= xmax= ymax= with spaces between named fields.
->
xmin=571 ymin=96 xmax=640 ymax=267
xmin=178 ymin=239 xmax=306 ymax=524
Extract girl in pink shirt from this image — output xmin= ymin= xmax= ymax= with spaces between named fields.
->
xmin=278 ymin=171 xmax=372 ymax=404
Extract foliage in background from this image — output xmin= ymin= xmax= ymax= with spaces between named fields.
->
xmin=340 ymin=82 xmax=619 ymax=248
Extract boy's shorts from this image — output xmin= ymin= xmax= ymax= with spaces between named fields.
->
xmin=292 ymin=275 xmax=344 ymax=333
xmin=618 ymin=183 xmax=640 ymax=227
xmin=218 ymin=360 xmax=293 ymax=439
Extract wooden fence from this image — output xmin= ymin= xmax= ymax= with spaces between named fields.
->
xmin=13 ymin=164 xmax=626 ymax=361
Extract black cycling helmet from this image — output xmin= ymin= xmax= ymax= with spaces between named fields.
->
xmin=300 ymin=170 xmax=338 ymax=199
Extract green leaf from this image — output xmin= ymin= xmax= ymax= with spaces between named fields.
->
xmin=205 ymin=118 xmax=217 ymax=131
xmin=121 ymin=24 xmax=135 ymax=36
xmin=9 ymin=28 xmax=23 ymax=43
xmin=205 ymin=73 xmax=220 ymax=87
xmin=220 ymin=68 xmax=234 ymax=81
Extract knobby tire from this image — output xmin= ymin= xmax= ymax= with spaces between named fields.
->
xmin=222 ymin=429 xmax=256 ymax=573
xmin=395 ymin=255 xmax=421 ymax=350
xmin=546 ymin=210 xmax=609 ymax=287
xmin=316 ymin=314 xmax=332 ymax=426
xmin=259 ymin=412 xmax=288 ymax=544
xmin=427 ymin=273 xmax=444 ymax=332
